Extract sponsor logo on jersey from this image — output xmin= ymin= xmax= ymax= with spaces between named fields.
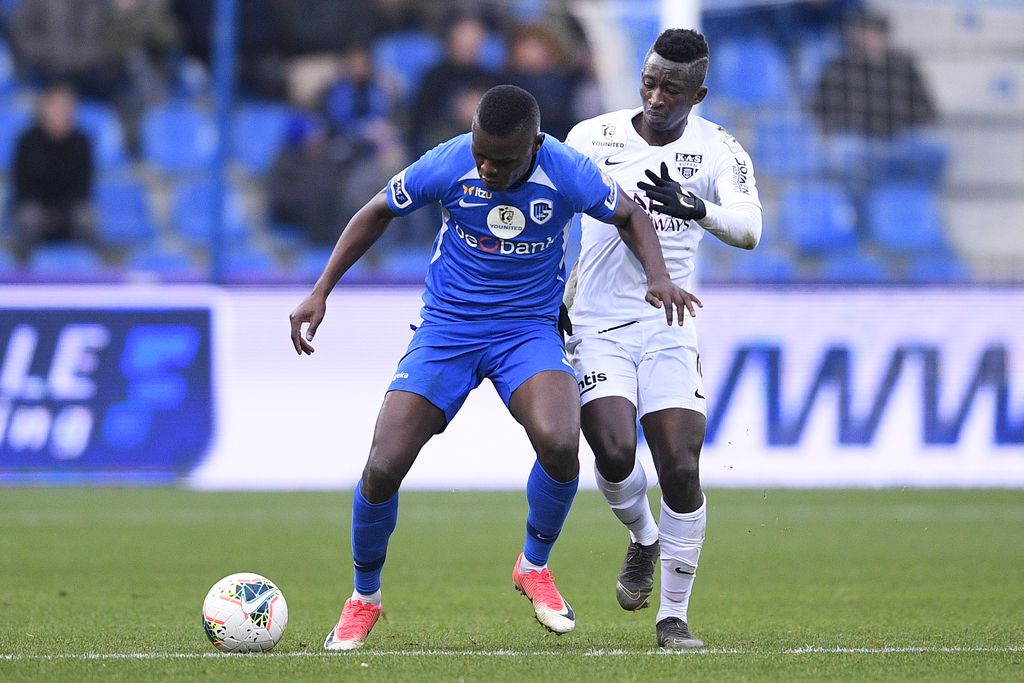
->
xmin=390 ymin=170 xmax=411 ymax=208
xmin=732 ymin=157 xmax=750 ymax=194
xmin=462 ymin=184 xmax=493 ymax=199
xmin=393 ymin=371 xmax=409 ymax=380
xmin=487 ymin=205 xmax=526 ymax=239
xmin=632 ymin=192 xmax=688 ymax=232
xmin=578 ymin=371 xmax=607 ymax=396
xmin=530 ymin=199 xmax=553 ymax=224
xmin=452 ymin=222 xmax=556 ymax=255
xmin=592 ymin=122 xmax=625 ymax=149
xmin=675 ymin=153 xmax=702 ymax=179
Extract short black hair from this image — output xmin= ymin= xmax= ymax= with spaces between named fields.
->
xmin=652 ymin=28 xmax=709 ymax=64
xmin=475 ymin=84 xmax=540 ymax=137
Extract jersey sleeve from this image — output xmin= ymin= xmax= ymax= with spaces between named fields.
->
xmin=384 ymin=139 xmax=455 ymax=215
xmin=558 ymin=142 xmax=619 ymax=222
xmin=710 ymin=130 xmax=761 ymax=209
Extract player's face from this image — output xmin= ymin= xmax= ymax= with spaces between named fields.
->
xmin=639 ymin=52 xmax=707 ymax=135
xmin=471 ymin=123 xmax=544 ymax=191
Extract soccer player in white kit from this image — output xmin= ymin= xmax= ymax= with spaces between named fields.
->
xmin=563 ymin=28 xmax=763 ymax=648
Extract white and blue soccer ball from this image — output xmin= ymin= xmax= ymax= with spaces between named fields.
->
xmin=202 ymin=572 xmax=288 ymax=652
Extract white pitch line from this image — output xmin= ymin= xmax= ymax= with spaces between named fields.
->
xmin=2 ymin=646 xmax=1023 ymax=661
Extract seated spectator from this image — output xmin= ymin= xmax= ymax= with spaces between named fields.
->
xmin=266 ymin=114 xmax=351 ymax=245
xmin=10 ymin=0 xmax=117 ymax=98
xmin=12 ymin=84 xmax=99 ymax=263
xmin=323 ymin=44 xmax=393 ymax=139
xmin=503 ymin=24 xmax=578 ymax=141
xmin=811 ymin=10 xmax=944 ymax=188
xmin=408 ymin=15 xmax=495 ymax=154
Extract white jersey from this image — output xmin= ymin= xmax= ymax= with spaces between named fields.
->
xmin=565 ymin=108 xmax=762 ymax=327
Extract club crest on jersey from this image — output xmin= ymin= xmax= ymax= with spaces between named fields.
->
xmin=675 ymin=153 xmax=702 ymax=179
xmin=530 ymin=199 xmax=553 ymax=224
xmin=487 ymin=205 xmax=526 ymax=239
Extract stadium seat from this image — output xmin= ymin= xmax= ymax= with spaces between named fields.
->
xmin=27 ymin=243 xmax=104 ymax=275
xmin=126 ymin=247 xmax=199 ymax=277
xmin=818 ymin=251 xmax=889 ymax=283
xmin=0 ymin=101 xmax=32 ymax=171
xmin=479 ymin=32 xmax=507 ymax=72
xmin=140 ymin=101 xmax=218 ymax=173
xmin=221 ymin=245 xmax=279 ymax=280
xmin=905 ymin=254 xmax=971 ymax=284
xmin=778 ymin=182 xmax=858 ymax=254
xmin=866 ymin=184 xmax=946 ymax=253
xmin=706 ymin=37 xmax=790 ymax=106
xmin=719 ymin=251 xmax=797 ymax=284
xmin=76 ymin=100 xmax=128 ymax=169
xmin=0 ymin=38 xmax=15 ymax=95
xmin=378 ymin=248 xmax=429 ymax=283
xmin=232 ymin=102 xmax=294 ymax=175
xmin=95 ymin=180 xmax=156 ymax=247
xmin=0 ymin=247 xmax=16 ymax=272
xmin=293 ymin=245 xmax=374 ymax=282
xmin=170 ymin=179 xmax=248 ymax=244
xmin=753 ymin=115 xmax=825 ymax=178
xmin=371 ymin=31 xmax=445 ymax=100
xmin=795 ymin=32 xmax=842 ymax=95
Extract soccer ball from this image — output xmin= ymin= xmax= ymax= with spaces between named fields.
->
xmin=201 ymin=572 xmax=288 ymax=652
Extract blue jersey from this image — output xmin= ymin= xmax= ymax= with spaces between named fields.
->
xmin=385 ymin=133 xmax=620 ymax=324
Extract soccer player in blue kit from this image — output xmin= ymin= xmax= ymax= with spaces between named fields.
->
xmin=289 ymin=85 xmax=699 ymax=651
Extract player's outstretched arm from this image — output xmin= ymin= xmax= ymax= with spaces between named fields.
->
xmin=288 ymin=192 xmax=396 ymax=355
xmin=606 ymin=194 xmax=703 ymax=326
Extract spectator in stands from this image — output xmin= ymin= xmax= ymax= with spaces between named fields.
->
xmin=503 ymin=24 xmax=578 ymax=141
xmin=323 ymin=44 xmax=393 ymax=139
xmin=266 ymin=113 xmax=351 ymax=245
xmin=408 ymin=15 xmax=495 ymax=154
xmin=10 ymin=0 xmax=117 ymax=98
xmin=811 ymin=10 xmax=943 ymax=187
xmin=12 ymin=84 xmax=99 ymax=263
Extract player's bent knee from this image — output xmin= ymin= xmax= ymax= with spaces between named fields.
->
xmin=658 ymin=455 xmax=701 ymax=490
xmin=360 ymin=461 xmax=404 ymax=502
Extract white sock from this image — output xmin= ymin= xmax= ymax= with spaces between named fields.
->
xmin=594 ymin=459 xmax=659 ymax=546
xmin=656 ymin=494 xmax=706 ymax=624
xmin=352 ymin=589 xmax=382 ymax=606
xmin=518 ymin=555 xmax=547 ymax=573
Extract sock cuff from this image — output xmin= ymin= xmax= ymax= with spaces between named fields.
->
xmin=661 ymin=492 xmax=706 ymax=520
xmin=531 ymin=460 xmax=579 ymax=492
xmin=594 ymin=458 xmax=647 ymax=491
xmin=355 ymin=483 xmax=399 ymax=513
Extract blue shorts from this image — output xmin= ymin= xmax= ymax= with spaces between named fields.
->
xmin=387 ymin=320 xmax=574 ymax=423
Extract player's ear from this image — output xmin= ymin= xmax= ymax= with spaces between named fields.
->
xmin=693 ymin=86 xmax=708 ymax=106
xmin=533 ymin=133 xmax=545 ymax=152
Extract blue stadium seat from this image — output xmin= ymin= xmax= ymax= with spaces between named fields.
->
xmin=720 ymin=251 xmax=797 ymax=284
xmin=905 ymin=254 xmax=971 ymax=283
xmin=232 ymin=102 xmax=294 ymax=175
xmin=76 ymin=100 xmax=127 ymax=169
xmin=378 ymin=248 xmax=429 ymax=283
xmin=126 ymin=247 xmax=200 ymax=277
xmin=0 ymin=247 xmax=16 ymax=271
xmin=818 ymin=251 xmax=889 ymax=283
xmin=141 ymin=101 xmax=218 ymax=173
xmin=0 ymin=38 xmax=15 ymax=95
xmin=795 ymin=32 xmax=842 ymax=95
xmin=754 ymin=116 xmax=824 ymax=178
xmin=371 ymin=31 xmax=445 ymax=100
xmin=479 ymin=32 xmax=507 ymax=72
xmin=221 ymin=245 xmax=279 ymax=279
xmin=779 ymin=182 xmax=858 ymax=254
xmin=707 ymin=37 xmax=789 ymax=106
xmin=0 ymin=101 xmax=32 ymax=171
xmin=95 ymin=180 xmax=156 ymax=246
xmin=293 ymin=245 xmax=374 ymax=282
xmin=27 ymin=243 xmax=104 ymax=274
xmin=170 ymin=179 xmax=248 ymax=244
xmin=866 ymin=184 xmax=946 ymax=253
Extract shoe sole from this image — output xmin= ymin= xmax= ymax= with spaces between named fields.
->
xmin=658 ymin=638 xmax=705 ymax=649
xmin=513 ymin=583 xmax=575 ymax=634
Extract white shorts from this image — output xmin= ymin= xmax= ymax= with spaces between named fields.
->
xmin=566 ymin=318 xmax=706 ymax=418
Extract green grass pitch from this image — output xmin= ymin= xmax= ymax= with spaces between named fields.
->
xmin=1 ymin=487 xmax=1022 ymax=681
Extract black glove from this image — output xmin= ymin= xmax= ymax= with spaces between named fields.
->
xmin=636 ymin=161 xmax=707 ymax=221
xmin=558 ymin=302 xmax=573 ymax=340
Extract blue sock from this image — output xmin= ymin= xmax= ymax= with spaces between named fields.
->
xmin=351 ymin=484 xmax=399 ymax=595
xmin=523 ymin=460 xmax=579 ymax=566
